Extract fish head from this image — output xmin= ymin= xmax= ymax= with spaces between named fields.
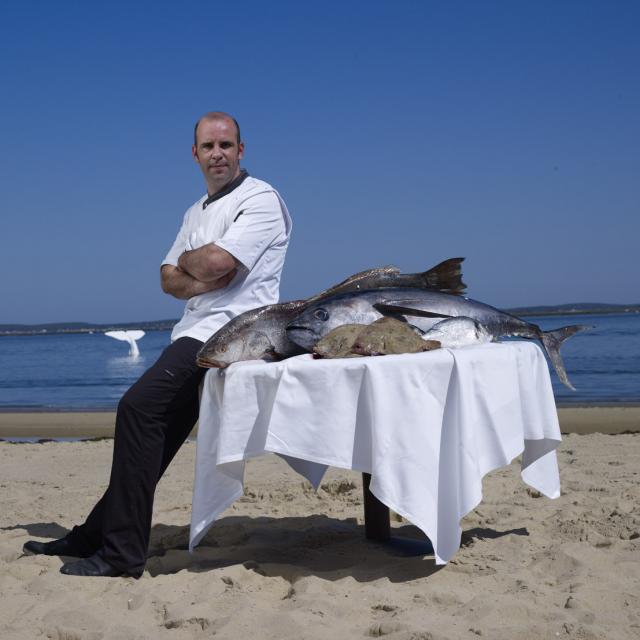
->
xmin=197 ymin=301 xmax=308 ymax=368
xmin=285 ymin=307 xmax=328 ymax=350
xmin=286 ymin=296 xmax=375 ymax=350
xmin=197 ymin=329 xmax=275 ymax=368
xmin=197 ymin=308 xmax=277 ymax=368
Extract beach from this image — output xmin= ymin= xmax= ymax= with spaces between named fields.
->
xmin=1 ymin=405 xmax=640 ymax=439
xmin=1 ymin=414 xmax=639 ymax=639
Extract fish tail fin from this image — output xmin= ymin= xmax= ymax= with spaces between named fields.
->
xmin=421 ymin=257 xmax=467 ymax=294
xmin=540 ymin=325 xmax=591 ymax=390
xmin=105 ymin=330 xmax=145 ymax=357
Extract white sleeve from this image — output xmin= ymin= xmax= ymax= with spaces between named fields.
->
xmin=215 ymin=191 xmax=286 ymax=271
xmin=161 ymin=208 xmax=192 ymax=267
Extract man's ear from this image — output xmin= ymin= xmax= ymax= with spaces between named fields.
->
xmin=238 ymin=141 xmax=245 ymax=160
xmin=192 ymin=144 xmax=199 ymax=162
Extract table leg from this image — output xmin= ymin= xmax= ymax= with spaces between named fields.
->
xmin=362 ymin=472 xmax=390 ymax=541
xmin=361 ymin=472 xmax=435 ymax=557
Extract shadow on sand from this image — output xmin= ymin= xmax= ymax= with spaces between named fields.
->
xmin=2 ymin=521 xmax=69 ymax=539
xmin=6 ymin=517 xmax=529 ymax=583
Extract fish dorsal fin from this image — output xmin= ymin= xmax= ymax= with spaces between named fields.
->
xmin=418 ymin=257 xmax=467 ymax=295
xmin=373 ymin=303 xmax=453 ymax=319
xmin=308 ymin=265 xmax=401 ymax=302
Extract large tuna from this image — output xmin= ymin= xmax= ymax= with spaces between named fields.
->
xmin=196 ymin=258 xmax=466 ymax=368
xmin=285 ymin=288 xmax=589 ymax=389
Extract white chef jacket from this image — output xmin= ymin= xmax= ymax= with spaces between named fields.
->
xmin=162 ymin=175 xmax=292 ymax=343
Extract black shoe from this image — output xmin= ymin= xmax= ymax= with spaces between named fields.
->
xmin=59 ymin=553 xmax=140 ymax=578
xmin=23 ymin=536 xmax=91 ymax=558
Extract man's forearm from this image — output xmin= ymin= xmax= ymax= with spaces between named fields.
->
xmin=178 ymin=243 xmax=237 ymax=282
xmin=161 ymin=265 xmax=235 ymax=300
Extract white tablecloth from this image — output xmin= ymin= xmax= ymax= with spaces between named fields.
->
xmin=190 ymin=341 xmax=561 ymax=564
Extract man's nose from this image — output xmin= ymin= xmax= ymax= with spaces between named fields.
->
xmin=211 ymin=145 xmax=223 ymax=158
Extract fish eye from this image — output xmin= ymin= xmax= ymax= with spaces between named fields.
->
xmin=314 ymin=308 xmax=329 ymax=321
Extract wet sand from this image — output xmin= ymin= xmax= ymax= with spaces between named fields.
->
xmin=1 ymin=405 xmax=638 ymax=439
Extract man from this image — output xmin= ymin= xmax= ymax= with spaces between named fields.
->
xmin=23 ymin=112 xmax=292 ymax=577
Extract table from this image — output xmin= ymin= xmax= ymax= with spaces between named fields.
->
xmin=190 ymin=341 xmax=561 ymax=565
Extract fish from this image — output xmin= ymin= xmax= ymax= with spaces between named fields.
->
xmin=285 ymin=288 xmax=590 ymax=389
xmin=312 ymin=318 xmax=441 ymax=358
xmin=313 ymin=317 xmax=491 ymax=359
xmin=196 ymin=258 xmax=467 ymax=368
xmin=421 ymin=317 xmax=493 ymax=349
xmin=310 ymin=257 xmax=467 ymax=297
xmin=313 ymin=324 xmax=367 ymax=358
xmin=350 ymin=317 xmax=441 ymax=356
xmin=196 ymin=300 xmax=309 ymax=368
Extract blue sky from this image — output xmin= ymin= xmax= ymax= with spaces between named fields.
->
xmin=1 ymin=1 xmax=637 ymax=324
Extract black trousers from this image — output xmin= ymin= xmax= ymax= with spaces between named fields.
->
xmin=67 ymin=337 xmax=206 ymax=574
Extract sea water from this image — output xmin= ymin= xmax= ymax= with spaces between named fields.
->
xmin=0 ymin=330 xmax=171 ymax=411
xmin=0 ymin=313 xmax=638 ymax=410
xmin=532 ymin=312 xmax=640 ymax=404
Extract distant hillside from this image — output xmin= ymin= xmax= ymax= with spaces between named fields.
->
xmin=506 ymin=302 xmax=640 ymax=317
xmin=2 ymin=302 xmax=639 ymax=336
xmin=0 ymin=319 xmax=179 ymax=336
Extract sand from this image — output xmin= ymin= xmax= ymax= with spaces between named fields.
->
xmin=1 ymin=406 xmax=639 ymax=439
xmin=1 ymin=419 xmax=639 ymax=639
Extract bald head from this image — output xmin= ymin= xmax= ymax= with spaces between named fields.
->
xmin=192 ymin=112 xmax=245 ymax=196
xmin=194 ymin=112 xmax=241 ymax=146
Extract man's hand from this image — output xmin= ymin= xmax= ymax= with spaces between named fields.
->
xmin=177 ymin=243 xmax=238 ymax=282
xmin=160 ymin=264 xmax=237 ymax=300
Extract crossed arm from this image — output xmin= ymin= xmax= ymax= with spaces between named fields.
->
xmin=161 ymin=243 xmax=239 ymax=300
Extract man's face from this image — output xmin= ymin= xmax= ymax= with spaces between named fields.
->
xmin=192 ymin=118 xmax=244 ymax=195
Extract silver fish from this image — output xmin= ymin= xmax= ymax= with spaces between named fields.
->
xmin=196 ymin=300 xmax=308 ymax=368
xmin=421 ymin=317 xmax=493 ymax=348
xmin=310 ymin=257 xmax=467 ymax=297
xmin=285 ymin=288 xmax=590 ymax=389
xmin=197 ymin=258 xmax=466 ymax=368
